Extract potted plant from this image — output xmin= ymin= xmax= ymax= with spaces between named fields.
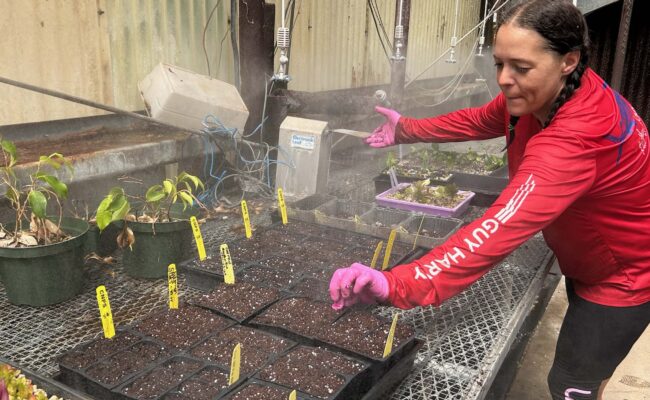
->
xmin=95 ymin=172 xmax=204 ymax=278
xmin=376 ymin=179 xmax=475 ymax=218
xmin=0 ymin=139 xmax=89 ymax=306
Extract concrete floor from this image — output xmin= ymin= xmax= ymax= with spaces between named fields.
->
xmin=506 ymin=277 xmax=650 ymax=399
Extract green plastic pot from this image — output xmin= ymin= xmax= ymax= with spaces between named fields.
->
xmin=0 ymin=217 xmax=89 ymax=307
xmin=84 ymin=222 xmax=119 ymax=257
xmin=119 ymin=206 xmax=199 ymax=279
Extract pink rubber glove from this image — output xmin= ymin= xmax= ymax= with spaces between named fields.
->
xmin=329 ymin=263 xmax=390 ymax=310
xmin=364 ymin=106 xmax=402 ymax=148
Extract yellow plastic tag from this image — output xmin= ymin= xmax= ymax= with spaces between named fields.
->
xmin=353 ymin=214 xmax=362 ymax=224
xmin=229 ymin=343 xmax=241 ymax=385
xmin=370 ymin=241 xmax=384 ymax=269
xmin=288 ymin=390 xmax=297 ymax=400
xmin=96 ymin=285 xmax=115 ymax=339
xmin=382 ymin=229 xmax=397 ymax=271
xmin=241 ymin=200 xmax=252 ymax=238
xmin=220 ymin=244 xmax=235 ymax=285
xmin=190 ymin=216 xmax=207 ymax=261
xmin=277 ymin=188 xmax=288 ymax=225
xmin=168 ymin=264 xmax=178 ymax=310
xmin=383 ymin=313 xmax=399 ymax=358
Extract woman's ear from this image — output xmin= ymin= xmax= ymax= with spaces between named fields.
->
xmin=561 ymin=50 xmax=580 ymax=76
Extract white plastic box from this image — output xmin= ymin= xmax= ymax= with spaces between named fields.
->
xmin=138 ymin=63 xmax=249 ymax=134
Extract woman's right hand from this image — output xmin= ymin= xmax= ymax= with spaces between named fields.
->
xmin=364 ymin=106 xmax=402 ymax=148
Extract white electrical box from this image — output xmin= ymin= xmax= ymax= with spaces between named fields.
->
xmin=138 ymin=63 xmax=249 ymax=134
xmin=276 ymin=117 xmax=331 ymax=198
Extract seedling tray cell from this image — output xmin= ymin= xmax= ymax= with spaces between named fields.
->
xmin=132 ymin=305 xmax=233 ymax=350
xmin=116 ymin=356 xmax=204 ymax=400
xmin=190 ymin=325 xmax=295 ymax=376
xmin=222 ymin=378 xmax=319 ymax=400
xmin=356 ymin=207 xmax=413 ymax=241
xmin=314 ymin=199 xmax=374 ymax=232
xmin=190 ymin=281 xmax=283 ymax=323
xmin=250 ymin=297 xmax=342 ymax=342
xmin=375 ymin=183 xmax=475 ymax=218
xmin=286 ymin=193 xmax=337 ymax=223
xmin=1 ymin=358 xmax=93 ymax=400
xmin=452 ymin=172 xmax=509 ymax=207
xmin=256 ymin=344 xmax=370 ymax=400
xmin=288 ymin=276 xmax=331 ymax=302
xmin=398 ymin=214 xmax=464 ymax=249
xmin=80 ymin=340 xmax=172 ymax=400
xmin=164 ymin=364 xmax=238 ymax=400
xmin=238 ymin=263 xmax=300 ymax=291
xmin=177 ymin=255 xmax=244 ymax=293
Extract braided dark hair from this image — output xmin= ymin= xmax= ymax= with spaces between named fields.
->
xmin=500 ymin=0 xmax=590 ymax=148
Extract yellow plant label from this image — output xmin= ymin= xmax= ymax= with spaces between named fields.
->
xmin=353 ymin=214 xmax=362 ymax=224
xmin=288 ymin=390 xmax=297 ymax=400
xmin=168 ymin=264 xmax=178 ymax=310
xmin=241 ymin=200 xmax=252 ymax=238
xmin=383 ymin=313 xmax=399 ymax=358
xmin=96 ymin=285 xmax=115 ymax=339
xmin=190 ymin=216 xmax=206 ymax=261
xmin=229 ymin=343 xmax=241 ymax=385
xmin=370 ymin=241 xmax=384 ymax=269
xmin=382 ymin=229 xmax=397 ymax=271
xmin=277 ymin=188 xmax=288 ymax=225
xmin=220 ymin=244 xmax=235 ymax=285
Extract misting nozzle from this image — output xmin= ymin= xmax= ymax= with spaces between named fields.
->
xmin=374 ymin=90 xmax=392 ymax=108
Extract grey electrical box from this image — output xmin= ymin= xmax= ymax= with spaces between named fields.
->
xmin=275 ymin=117 xmax=331 ymax=198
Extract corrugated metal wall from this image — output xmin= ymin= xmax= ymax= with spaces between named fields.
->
xmin=1 ymin=0 xmax=481 ymax=125
xmin=279 ymin=0 xmax=481 ymax=91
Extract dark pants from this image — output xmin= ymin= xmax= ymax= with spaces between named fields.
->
xmin=547 ymin=280 xmax=650 ymax=399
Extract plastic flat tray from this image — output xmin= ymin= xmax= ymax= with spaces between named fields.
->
xmin=375 ymin=183 xmax=475 ymax=218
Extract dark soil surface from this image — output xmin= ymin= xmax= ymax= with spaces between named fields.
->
xmin=238 ymin=265 xmax=299 ymax=290
xmin=134 ymin=306 xmax=232 ymax=349
xmin=317 ymin=311 xmax=415 ymax=359
xmin=120 ymin=358 xmax=203 ymax=400
xmin=252 ymin=297 xmax=341 ymax=338
xmin=255 ymin=228 xmax=306 ymax=246
xmin=190 ymin=326 xmax=293 ymax=373
xmin=303 ymin=264 xmax=339 ymax=282
xmin=85 ymin=341 xmax=169 ymax=387
xmin=289 ymin=277 xmax=331 ymax=301
xmin=256 ymin=256 xmax=306 ymax=275
xmin=193 ymin=281 xmax=281 ymax=321
xmin=300 ymin=237 xmax=350 ymax=255
xmin=224 ymin=382 xmax=291 ymax=399
xmin=258 ymin=345 xmax=364 ymax=399
xmin=171 ymin=367 xmax=230 ymax=400
xmin=59 ymin=331 xmax=140 ymax=370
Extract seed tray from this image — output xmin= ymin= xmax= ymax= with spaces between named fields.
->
xmin=115 ymin=355 xmax=206 ymax=400
xmin=221 ymin=378 xmax=320 ymax=400
xmin=397 ymin=214 xmax=464 ymax=249
xmin=189 ymin=325 xmax=296 ymax=377
xmin=238 ymin=263 xmax=301 ymax=291
xmin=64 ymin=339 xmax=172 ymax=400
xmin=355 ymin=207 xmax=413 ymax=242
xmin=451 ymin=172 xmax=509 ymax=207
xmin=286 ymin=193 xmax=337 ymax=223
xmin=189 ymin=281 xmax=284 ymax=323
xmin=376 ymin=183 xmax=475 ymax=218
xmin=255 ymin=344 xmax=371 ymax=400
xmin=163 ymin=365 xmax=233 ymax=400
xmin=373 ymin=172 xmax=454 ymax=195
xmin=314 ymin=199 xmax=375 ymax=233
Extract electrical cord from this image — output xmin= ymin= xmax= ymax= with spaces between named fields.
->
xmin=202 ymin=0 xmax=224 ymax=77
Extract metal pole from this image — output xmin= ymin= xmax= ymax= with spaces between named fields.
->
xmin=0 ymin=75 xmax=204 ymax=135
xmin=611 ymin=0 xmax=634 ymax=91
xmin=389 ymin=0 xmax=411 ymax=107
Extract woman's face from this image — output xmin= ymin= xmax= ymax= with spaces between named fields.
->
xmin=494 ymin=23 xmax=577 ymax=122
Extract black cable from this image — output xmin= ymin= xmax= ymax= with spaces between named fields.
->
xmin=202 ymin=0 xmax=223 ymax=77
xmin=370 ymin=0 xmax=393 ymax=49
xmin=368 ymin=0 xmax=391 ymax=60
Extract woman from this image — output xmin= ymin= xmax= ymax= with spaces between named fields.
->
xmin=329 ymin=1 xmax=650 ymax=399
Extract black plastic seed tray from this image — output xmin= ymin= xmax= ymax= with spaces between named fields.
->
xmin=451 ymin=172 xmax=509 ymax=207
xmin=313 ymin=199 xmax=375 ymax=233
xmin=238 ymin=263 xmax=302 ymax=291
xmin=398 ymin=214 xmax=464 ymax=249
xmin=162 ymin=364 xmax=236 ymax=400
xmin=64 ymin=339 xmax=172 ymax=400
xmin=286 ymin=193 xmax=337 ymax=223
xmin=221 ymin=378 xmax=320 ymax=400
xmin=255 ymin=344 xmax=372 ymax=400
xmin=1 ymin=357 xmax=93 ymax=400
xmin=114 ymin=355 xmax=206 ymax=400
xmin=189 ymin=281 xmax=284 ymax=323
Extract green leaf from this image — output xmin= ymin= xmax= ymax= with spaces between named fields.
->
xmin=35 ymin=173 xmax=68 ymax=199
xmin=178 ymin=191 xmax=194 ymax=208
xmin=163 ymin=179 xmax=174 ymax=195
xmin=145 ymin=185 xmax=166 ymax=203
xmin=1 ymin=140 xmax=17 ymax=165
xmin=111 ymin=196 xmax=130 ymax=221
xmin=178 ymin=172 xmax=203 ymax=191
xmin=28 ymin=190 xmax=47 ymax=218
xmin=95 ymin=209 xmax=113 ymax=231
xmin=39 ymin=155 xmax=60 ymax=170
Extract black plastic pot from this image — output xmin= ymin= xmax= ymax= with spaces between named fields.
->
xmin=119 ymin=206 xmax=199 ymax=279
xmin=0 ymin=217 xmax=89 ymax=306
